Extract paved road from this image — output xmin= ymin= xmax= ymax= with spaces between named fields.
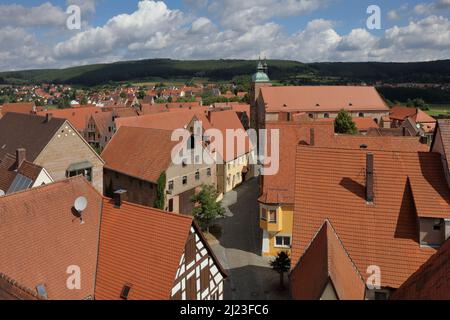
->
xmin=211 ymin=179 xmax=290 ymax=300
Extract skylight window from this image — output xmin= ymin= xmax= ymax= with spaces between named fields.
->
xmin=120 ymin=284 xmax=132 ymax=300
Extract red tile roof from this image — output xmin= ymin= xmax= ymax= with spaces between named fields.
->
xmin=1 ymin=102 xmax=39 ymax=116
xmin=261 ymin=86 xmax=389 ymax=112
xmin=115 ymin=110 xmax=211 ymax=132
xmin=101 ymin=127 xmax=179 ymax=183
xmin=259 ymin=121 xmax=428 ymax=205
xmin=208 ymin=110 xmax=252 ymax=162
xmin=36 ymin=107 xmax=102 ymax=132
xmin=391 ymin=238 xmax=450 ymax=300
xmin=389 ymin=106 xmax=417 ymax=121
xmin=291 ymin=221 xmax=366 ymax=300
xmin=95 ymin=199 xmax=194 ymax=300
xmin=0 ymin=177 xmax=102 ymax=299
xmin=291 ymin=146 xmax=450 ymax=289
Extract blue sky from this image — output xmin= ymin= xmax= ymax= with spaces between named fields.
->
xmin=0 ymin=0 xmax=449 ymax=71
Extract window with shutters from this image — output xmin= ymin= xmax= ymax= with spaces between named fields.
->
xmin=200 ymin=267 xmax=210 ymax=292
xmin=186 ymin=275 xmax=197 ymax=300
xmin=185 ymin=233 xmax=196 ymax=265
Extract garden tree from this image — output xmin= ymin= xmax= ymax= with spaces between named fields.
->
xmin=406 ymin=98 xmax=429 ymax=110
xmin=335 ymin=109 xmax=358 ymax=135
xmin=191 ymin=184 xmax=225 ymax=234
xmin=154 ymin=172 xmax=166 ymax=210
xmin=137 ymin=89 xmax=146 ymax=100
xmin=80 ymin=96 xmax=88 ymax=105
xmin=270 ymin=251 xmax=291 ymax=290
xmin=119 ymin=92 xmax=127 ymax=99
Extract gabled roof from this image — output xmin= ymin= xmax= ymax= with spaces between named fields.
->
xmin=0 ymin=113 xmax=66 ymax=161
xmin=101 ymin=127 xmax=179 ymax=183
xmin=260 ymin=121 xmax=428 ymax=205
xmin=95 ymin=199 xmax=194 ymax=300
xmin=390 ymin=106 xmax=417 ymax=121
xmin=0 ymin=153 xmax=45 ymax=194
xmin=91 ymin=111 xmax=113 ymax=136
xmin=391 ymin=238 xmax=450 ymax=300
xmin=292 ymin=146 xmax=450 ymax=289
xmin=260 ymin=86 xmax=389 ymax=112
xmin=36 ymin=106 xmax=102 ymax=132
xmin=0 ymin=176 xmax=103 ymax=299
xmin=291 ymin=221 xmax=366 ymax=300
xmin=1 ymin=102 xmax=37 ymax=116
xmin=115 ymin=110 xmax=211 ymax=132
xmin=208 ymin=110 xmax=252 ymax=162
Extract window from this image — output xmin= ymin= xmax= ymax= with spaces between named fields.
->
xmin=182 ymin=160 xmax=187 ymax=168
xmin=195 ymin=170 xmax=200 ymax=181
xmin=433 ymin=219 xmax=442 ymax=231
xmin=186 ymin=275 xmax=197 ymax=300
xmin=359 ymin=112 xmax=365 ymax=118
xmin=324 ymin=113 xmax=330 ymax=119
xmin=67 ymin=167 xmax=92 ymax=182
xmin=200 ymin=267 xmax=210 ymax=292
xmin=275 ymin=236 xmax=291 ymax=248
xmin=269 ymin=210 xmax=277 ymax=223
xmin=168 ymin=180 xmax=174 ymax=191
xmin=185 ymin=233 xmax=196 ymax=264
xmin=120 ymin=284 xmax=132 ymax=300
xmin=183 ymin=176 xmax=188 ymax=185
xmin=207 ymin=168 xmax=211 ymax=177
xmin=261 ymin=208 xmax=268 ymax=221
xmin=308 ymin=113 xmax=314 ymax=119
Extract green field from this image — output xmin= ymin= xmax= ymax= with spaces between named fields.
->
xmin=427 ymin=104 xmax=450 ymax=117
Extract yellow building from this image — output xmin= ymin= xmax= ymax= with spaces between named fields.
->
xmin=259 ymin=201 xmax=294 ymax=257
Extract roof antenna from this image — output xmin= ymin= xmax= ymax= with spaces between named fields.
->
xmin=74 ymin=196 xmax=88 ymax=225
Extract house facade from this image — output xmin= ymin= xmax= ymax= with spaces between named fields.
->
xmin=0 ymin=113 xmax=104 ymax=193
xmin=249 ymin=62 xmax=390 ymax=133
xmin=102 ymin=126 xmax=215 ymax=214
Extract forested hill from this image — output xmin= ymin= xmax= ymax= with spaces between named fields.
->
xmin=0 ymin=59 xmax=449 ymax=87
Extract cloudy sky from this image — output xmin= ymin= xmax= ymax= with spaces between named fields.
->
xmin=0 ymin=0 xmax=449 ymax=71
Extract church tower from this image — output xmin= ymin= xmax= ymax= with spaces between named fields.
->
xmin=250 ymin=58 xmax=271 ymax=132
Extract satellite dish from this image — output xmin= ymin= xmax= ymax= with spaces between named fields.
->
xmin=74 ymin=196 xmax=88 ymax=213
xmin=0 ymin=190 xmax=5 ymax=197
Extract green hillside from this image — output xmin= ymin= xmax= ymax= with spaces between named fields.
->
xmin=1 ymin=58 xmax=449 ymax=87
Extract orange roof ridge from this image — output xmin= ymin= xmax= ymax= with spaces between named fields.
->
xmin=102 ymin=197 xmax=194 ymax=222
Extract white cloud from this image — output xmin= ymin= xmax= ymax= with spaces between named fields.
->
xmin=415 ymin=0 xmax=450 ymax=15
xmin=387 ymin=10 xmax=400 ymax=20
xmin=1 ymin=0 xmax=450 ymax=71
xmin=0 ymin=2 xmax=67 ymax=28
xmin=208 ymin=0 xmax=329 ymax=30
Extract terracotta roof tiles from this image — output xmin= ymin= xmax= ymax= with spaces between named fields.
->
xmin=261 ymin=86 xmax=389 ymax=112
xmin=291 ymin=146 xmax=450 ymax=289
xmin=95 ymin=199 xmax=194 ymax=300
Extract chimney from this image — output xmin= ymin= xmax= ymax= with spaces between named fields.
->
xmin=114 ymin=190 xmax=127 ymax=208
xmin=16 ymin=148 xmax=26 ymax=168
xmin=310 ymin=128 xmax=315 ymax=146
xmin=366 ymin=153 xmax=374 ymax=203
xmin=45 ymin=113 xmax=53 ymax=123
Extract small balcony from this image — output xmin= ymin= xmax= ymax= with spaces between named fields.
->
xmin=260 ymin=207 xmax=282 ymax=233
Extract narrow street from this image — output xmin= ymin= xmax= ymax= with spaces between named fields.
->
xmin=210 ymin=179 xmax=290 ymax=300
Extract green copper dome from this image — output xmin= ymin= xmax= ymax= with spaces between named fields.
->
xmin=252 ymin=71 xmax=270 ymax=83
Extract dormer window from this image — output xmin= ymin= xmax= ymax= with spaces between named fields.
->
xmin=420 ymin=218 xmax=445 ymax=247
